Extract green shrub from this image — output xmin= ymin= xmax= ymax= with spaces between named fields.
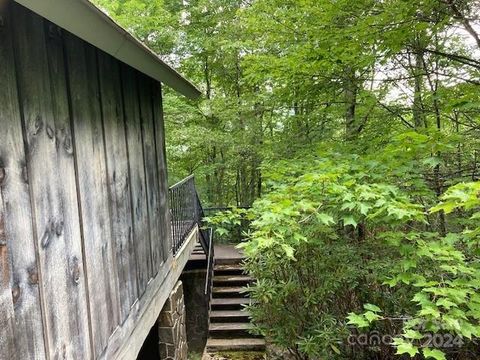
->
xmin=231 ymin=134 xmax=480 ymax=359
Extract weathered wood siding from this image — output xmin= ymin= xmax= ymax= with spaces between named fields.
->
xmin=0 ymin=2 xmax=172 ymax=359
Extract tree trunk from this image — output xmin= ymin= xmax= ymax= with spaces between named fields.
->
xmin=412 ymin=47 xmax=425 ymax=129
xmin=344 ymin=67 xmax=359 ymax=141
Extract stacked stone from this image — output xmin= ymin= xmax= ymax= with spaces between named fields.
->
xmin=158 ymin=281 xmax=188 ymax=360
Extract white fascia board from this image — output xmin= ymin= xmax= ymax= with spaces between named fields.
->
xmin=14 ymin=0 xmax=202 ymax=100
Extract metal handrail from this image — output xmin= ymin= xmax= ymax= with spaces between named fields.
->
xmin=168 ymin=175 xmax=215 ymax=296
xmin=168 ymin=177 xmax=213 ymax=252
xmin=204 ymin=228 xmax=214 ymax=295
xmin=169 ymin=174 xmax=195 ymax=189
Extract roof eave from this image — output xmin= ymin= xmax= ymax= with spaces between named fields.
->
xmin=14 ymin=0 xmax=202 ymax=100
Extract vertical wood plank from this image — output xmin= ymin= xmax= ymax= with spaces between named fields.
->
xmin=44 ymin=21 xmax=95 ymax=359
xmin=98 ymin=51 xmax=138 ymax=321
xmin=12 ymin=5 xmax=91 ymax=358
xmin=0 ymin=5 xmax=47 ymax=360
xmin=151 ymin=81 xmax=172 ymax=261
xmin=138 ymin=74 xmax=164 ymax=276
xmin=64 ymin=33 xmax=120 ymax=356
xmin=0 ymin=193 xmax=16 ymax=360
xmin=121 ymin=65 xmax=152 ymax=296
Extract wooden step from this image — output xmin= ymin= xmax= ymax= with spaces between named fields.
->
xmin=215 ymin=257 xmax=245 ymax=265
xmin=209 ymin=322 xmax=253 ymax=332
xmin=211 ymin=297 xmax=251 ymax=310
xmin=211 ymin=298 xmax=251 ymax=305
xmin=189 ymin=254 xmax=206 ymax=261
xmin=209 ymin=322 xmax=256 ymax=338
xmin=214 ymin=264 xmax=244 ymax=274
xmin=213 ymin=275 xmax=253 ymax=284
xmin=205 ymin=338 xmax=266 ymax=352
xmin=210 ymin=323 xmax=253 ymax=331
xmin=213 ymin=286 xmax=247 ymax=293
xmin=212 ymin=287 xmax=248 ymax=298
xmin=210 ymin=310 xmax=250 ymax=322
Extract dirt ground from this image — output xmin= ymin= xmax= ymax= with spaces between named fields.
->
xmin=202 ymin=351 xmax=266 ymax=360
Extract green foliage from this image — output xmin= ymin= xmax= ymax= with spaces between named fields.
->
xmin=239 ymin=134 xmax=480 ymax=359
xmin=203 ymin=207 xmax=253 ymax=244
xmin=366 ymin=182 xmax=480 ymax=359
xmin=237 ymin=140 xmax=423 ymax=358
xmin=92 ymin=0 xmax=480 ymax=358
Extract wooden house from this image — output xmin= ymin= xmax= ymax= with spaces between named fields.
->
xmin=0 ymin=0 xmax=205 ymax=359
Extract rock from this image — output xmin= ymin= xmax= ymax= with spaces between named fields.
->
xmin=158 ymin=280 xmax=188 ymax=360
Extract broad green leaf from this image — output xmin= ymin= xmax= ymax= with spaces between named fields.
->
xmin=343 ymin=216 xmax=357 ymax=228
xmin=347 ymin=313 xmax=369 ymax=328
xmin=403 ymin=329 xmax=423 ymax=340
xmin=358 ymin=203 xmax=371 ymax=215
xmin=363 ymin=311 xmax=381 ymax=323
xmin=281 ymin=244 xmax=295 ymax=259
xmin=316 ymin=212 xmax=335 ymax=225
xmin=436 ymin=298 xmax=457 ymax=309
xmin=394 ymin=339 xmax=418 ymax=357
xmin=363 ymin=303 xmax=382 ymax=313
xmin=423 ymin=348 xmax=446 ymax=360
xmin=418 ymin=304 xmax=441 ymax=318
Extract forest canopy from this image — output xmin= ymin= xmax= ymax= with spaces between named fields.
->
xmin=94 ymin=0 xmax=480 ymax=358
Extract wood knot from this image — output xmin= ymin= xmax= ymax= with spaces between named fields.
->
xmin=48 ymin=24 xmax=62 ymax=39
xmin=0 ymin=167 xmax=6 ymax=186
xmin=63 ymin=136 xmax=73 ymax=155
xmin=40 ymin=219 xmax=55 ymax=249
xmin=55 ymin=221 xmax=64 ymax=236
xmin=28 ymin=267 xmax=39 ymax=285
xmin=62 ymin=344 xmax=67 ymax=360
xmin=0 ymin=215 xmax=6 ymax=245
xmin=12 ymin=283 xmax=21 ymax=305
xmin=33 ymin=115 xmax=43 ymax=135
xmin=48 ymin=24 xmax=56 ymax=38
xmin=46 ymin=125 xmax=55 ymax=140
xmin=21 ymin=165 xmax=28 ymax=184
xmin=70 ymin=256 xmax=81 ymax=285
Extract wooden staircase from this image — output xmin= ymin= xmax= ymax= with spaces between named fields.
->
xmin=205 ymin=258 xmax=266 ymax=354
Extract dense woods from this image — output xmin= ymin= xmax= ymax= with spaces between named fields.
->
xmin=95 ymin=0 xmax=480 ymax=359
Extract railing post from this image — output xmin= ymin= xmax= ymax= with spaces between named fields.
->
xmin=204 ymin=228 xmax=214 ymax=295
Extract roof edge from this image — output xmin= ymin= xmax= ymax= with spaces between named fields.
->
xmin=14 ymin=0 xmax=202 ymax=99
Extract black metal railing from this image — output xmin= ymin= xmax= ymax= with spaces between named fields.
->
xmin=168 ymin=175 xmax=215 ymax=296
xmin=169 ymin=175 xmax=197 ymax=254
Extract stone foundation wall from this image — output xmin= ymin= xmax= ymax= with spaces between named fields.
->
xmin=158 ymin=281 xmax=188 ymax=360
xmin=180 ymin=269 xmax=209 ymax=353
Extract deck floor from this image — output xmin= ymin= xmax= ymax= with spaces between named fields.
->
xmin=214 ymin=245 xmax=244 ymax=261
xmin=189 ymin=244 xmax=244 ymax=262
